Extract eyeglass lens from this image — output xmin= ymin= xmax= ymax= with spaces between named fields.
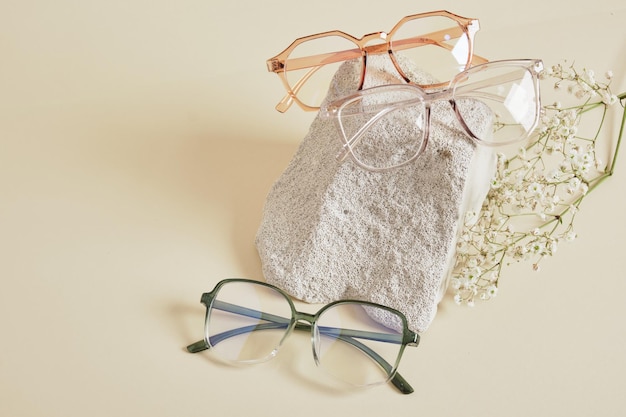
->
xmin=453 ymin=63 xmax=540 ymax=145
xmin=314 ymin=302 xmax=405 ymax=387
xmin=285 ymin=35 xmax=362 ymax=111
xmin=336 ymin=90 xmax=428 ymax=170
xmin=283 ymin=15 xmax=472 ymax=109
xmin=205 ymin=280 xmax=406 ymax=387
xmin=206 ymin=281 xmax=293 ymax=363
xmin=390 ymin=15 xmax=471 ymax=84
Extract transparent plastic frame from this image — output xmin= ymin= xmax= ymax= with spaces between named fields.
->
xmin=321 ymin=59 xmax=544 ymax=172
xmin=186 ymin=278 xmax=420 ymax=394
xmin=267 ymin=10 xmax=488 ymax=112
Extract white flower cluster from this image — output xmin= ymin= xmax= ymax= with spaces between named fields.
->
xmin=451 ymin=62 xmax=624 ymax=306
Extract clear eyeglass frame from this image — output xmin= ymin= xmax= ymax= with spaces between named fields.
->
xmin=267 ymin=10 xmax=488 ymax=113
xmin=321 ymin=59 xmax=544 ymax=172
xmin=186 ymin=278 xmax=420 ymax=394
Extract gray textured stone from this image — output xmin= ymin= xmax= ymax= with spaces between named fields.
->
xmin=256 ymin=56 xmax=494 ymax=332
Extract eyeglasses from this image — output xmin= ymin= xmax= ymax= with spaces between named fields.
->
xmin=267 ymin=10 xmax=489 ymax=113
xmin=186 ymin=279 xmax=420 ymax=394
xmin=320 ymin=59 xmax=544 ymax=172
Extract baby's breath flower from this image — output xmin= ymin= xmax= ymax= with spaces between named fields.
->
xmin=490 ymin=178 xmax=502 ymax=189
xmin=453 ymin=293 xmax=462 ymax=305
xmin=528 ymin=182 xmax=542 ymax=195
xmin=580 ymin=182 xmax=589 ymax=195
xmin=451 ymin=60 xmax=623 ymax=306
xmin=565 ymin=230 xmax=577 ymax=241
xmin=601 ymin=91 xmax=618 ymax=105
xmin=529 ymin=240 xmax=546 ymax=255
xmin=486 ymin=285 xmax=498 ymax=297
xmin=546 ymin=169 xmax=561 ymax=182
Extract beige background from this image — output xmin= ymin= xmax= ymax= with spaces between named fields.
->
xmin=1 ymin=1 xmax=625 ymax=416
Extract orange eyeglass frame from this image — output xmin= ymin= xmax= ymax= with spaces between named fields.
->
xmin=267 ymin=10 xmax=489 ymax=113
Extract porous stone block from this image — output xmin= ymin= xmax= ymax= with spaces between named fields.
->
xmin=256 ymin=55 xmax=494 ymax=332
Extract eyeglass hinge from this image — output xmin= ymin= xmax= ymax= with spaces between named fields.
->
xmin=408 ymin=333 xmax=420 ymax=347
xmin=468 ymin=19 xmax=480 ymax=33
xmin=267 ymin=59 xmax=284 ymax=72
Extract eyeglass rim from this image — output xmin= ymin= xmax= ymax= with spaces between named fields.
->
xmin=186 ymin=278 xmax=419 ymax=394
xmin=321 ymin=58 xmax=544 ymax=172
xmin=267 ymin=9 xmax=488 ymax=113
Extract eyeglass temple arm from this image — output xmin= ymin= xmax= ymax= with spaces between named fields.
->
xmin=453 ymin=66 xmax=539 ymax=97
xmin=271 ymin=26 xmax=488 ymax=112
xmin=268 ymin=27 xmax=487 ymax=74
xmin=186 ymin=301 xmax=417 ymax=394
xmin=187 ymin=322 xmax=415 ymax=394
xmin=327 ymin=64 xmax=535 ymax=121
xmin=275 ymin=65 xmax=323 ymax=113
xmin=331 ymin=103 xmax=422 ymax=163
xmin=200 ymin=300 xmax=412 ymax=344
xmin=332 ymin=66 xmax=540 ymax=160
xmin=331 ymin=68 xmax=525 ymax=123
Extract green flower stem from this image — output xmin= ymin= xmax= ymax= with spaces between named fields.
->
xmin=582 ymin=92 xmax=626 ymax=193
xmin=533 ymin=92 xmax=625 ymax=228
xmin=608 ymin=92 xmax=626 ymax=175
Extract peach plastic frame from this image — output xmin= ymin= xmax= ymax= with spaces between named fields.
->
xmin=267 ymin=10 xmax=488 ymax=113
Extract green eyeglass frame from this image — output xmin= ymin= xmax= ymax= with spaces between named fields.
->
xmin=187 ymin=278 xmax=420 ymax=394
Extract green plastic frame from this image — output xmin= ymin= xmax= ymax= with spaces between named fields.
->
xmin=187 ymin=278 xmax=420 ymax=394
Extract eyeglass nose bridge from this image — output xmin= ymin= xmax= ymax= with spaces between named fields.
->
xmin=292 ymin=311 xmax=317 ymax=326
xmin=357 ymin=32 xmax=392 ymax=89
xmin=290 ymin=311 xmax=325 ymax=365
xmin=290 ymin=311 xmax=320 ymax=360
